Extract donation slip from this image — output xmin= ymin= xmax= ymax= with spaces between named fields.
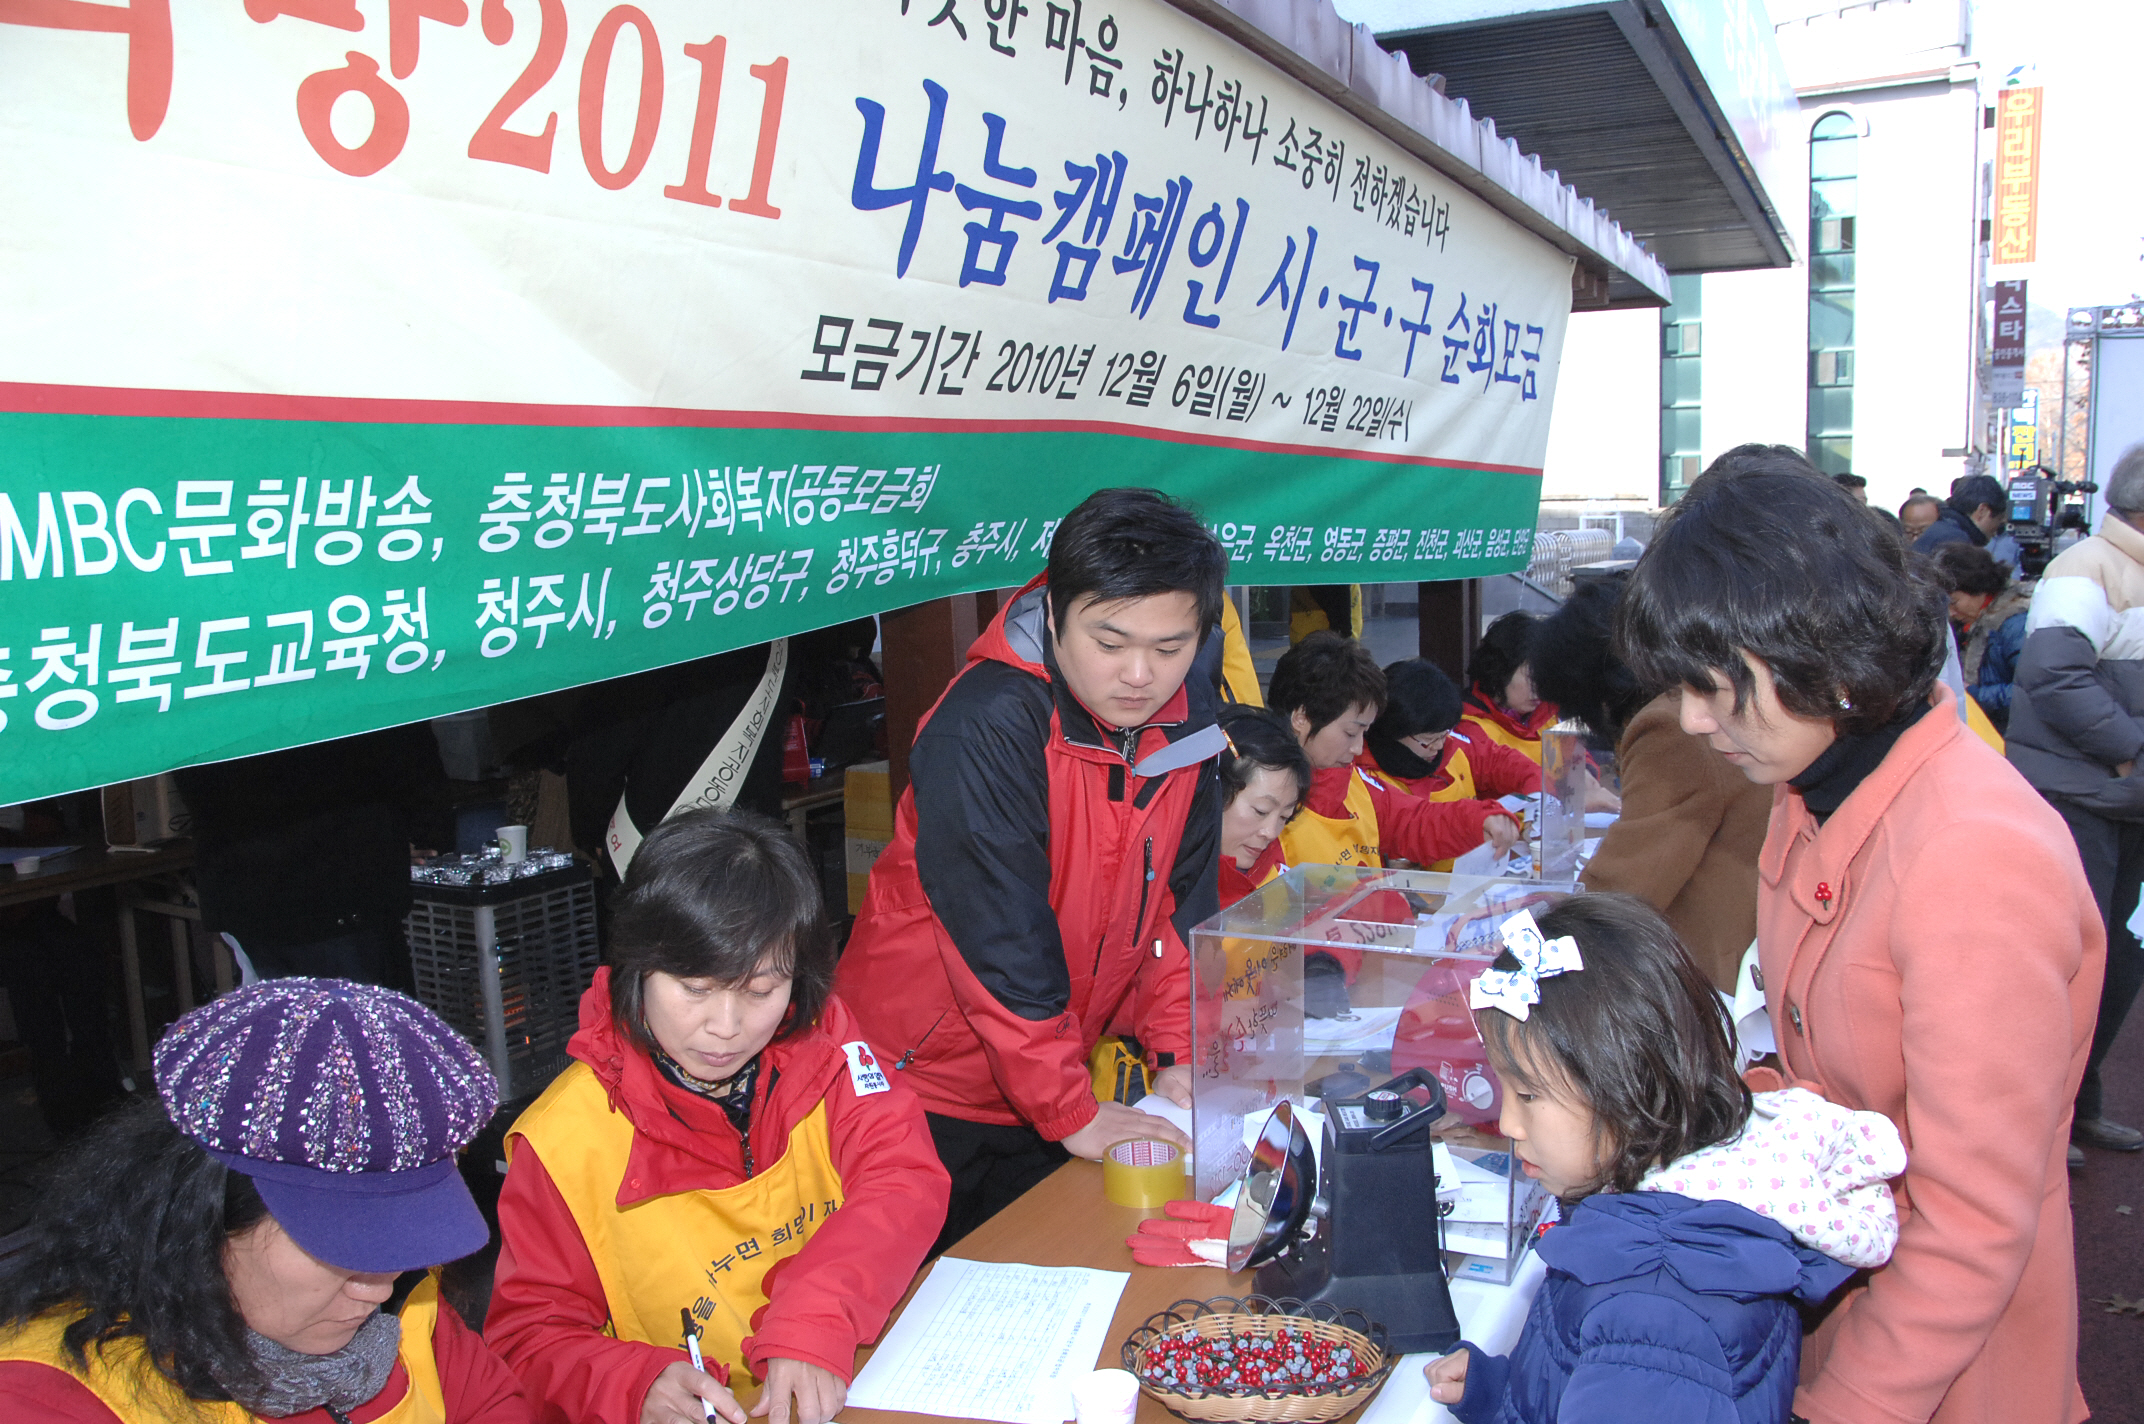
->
xmin=845 ymin=1258 xmax=1129 ymax=1424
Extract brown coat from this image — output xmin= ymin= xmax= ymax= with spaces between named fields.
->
xmin=1581 ymin=692 xmax=1772 ymax=990
xmin=1757 ymin=686 xmax=2100 ymax=1424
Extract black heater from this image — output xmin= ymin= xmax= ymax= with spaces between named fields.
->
xmin=1230 ymin=1071 xmax=1461 ymax=1355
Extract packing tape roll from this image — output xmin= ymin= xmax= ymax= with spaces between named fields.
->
xmin=1102 ymin=1138 xmax=1183 ymax=1207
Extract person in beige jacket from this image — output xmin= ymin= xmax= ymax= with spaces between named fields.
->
xmin=1528 ymin=575 xmax=1771 ymax=992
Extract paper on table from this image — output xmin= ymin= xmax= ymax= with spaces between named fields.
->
xmin=1303 ymin=1005 xmax=1404 ymax=1056
xmin=845 ymin=1257 xmax=1129 ymax=1424
xmin=2 ymin=846 xmax=77 ymax=866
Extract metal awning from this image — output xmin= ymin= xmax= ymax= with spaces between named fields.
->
xmin=1334 ymin=0 xmax=1801 ymax=277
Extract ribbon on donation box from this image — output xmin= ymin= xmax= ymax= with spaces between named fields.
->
xmin=1467 ymin=908 xmax=1585 ymax=1022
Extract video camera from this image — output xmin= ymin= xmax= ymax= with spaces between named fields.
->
xmin=2005 ymin=467 xmax=2097 ymax=578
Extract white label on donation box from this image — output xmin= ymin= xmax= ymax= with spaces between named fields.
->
xmin=844 ymin=1041 xmax=892 ymax=1096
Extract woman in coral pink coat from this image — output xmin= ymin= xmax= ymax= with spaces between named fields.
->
xmin=1616 ymin=446 xmax=2104 ymax=1424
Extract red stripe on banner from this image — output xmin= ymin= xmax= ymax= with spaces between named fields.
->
xmin=0 ymin=381 xmax=1545 ymax=477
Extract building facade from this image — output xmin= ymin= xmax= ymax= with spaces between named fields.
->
xmin=1541 ymin=0 xmax=1984 ymax=519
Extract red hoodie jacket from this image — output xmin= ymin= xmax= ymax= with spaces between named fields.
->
xmin=485 ymin=972 xmax=948 ymax=1424
xmin=833 ymin=576 xmax=1225 ymax=1143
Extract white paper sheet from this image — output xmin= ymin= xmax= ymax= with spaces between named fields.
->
xmin=1303 ymin=1005 xmax=1405 ymax=1056
xmin=845 ymin=1258 xmax=1129 ymax=1424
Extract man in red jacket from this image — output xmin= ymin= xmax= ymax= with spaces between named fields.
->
xmin=835 ymin=488 xmax=1227 ymax=1247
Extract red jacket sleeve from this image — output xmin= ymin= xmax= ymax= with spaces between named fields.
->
xmin=1463 ymin=737 xmax=1543 ymax=799
xmin=0 ymin=1363 xmax=119 ymax=1424
xmin=1130 ymin=914 xmax=1192 ymax=1070
xmin=742 ymin=1044 xmax=950 ymax=1380
xmin=1367 ymin=780 xmax=1503 ymax=865
xmin=485 ymin=1143 xmax=689 ymax=1424
xmin=433 ymin=1292 xmax=535 ymax=1424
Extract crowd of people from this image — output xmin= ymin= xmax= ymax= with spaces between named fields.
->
xmin=1 ymin=453 xmax=2136 ymax=1424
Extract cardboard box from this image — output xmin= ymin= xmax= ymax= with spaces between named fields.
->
xmin=844 ymin=760 xmax=893 ymax=913
xmin=101 ymin=774 xmax=191 ymax=847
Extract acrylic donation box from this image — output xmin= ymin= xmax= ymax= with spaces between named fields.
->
xmin=1190 ymin=867 xmax=1571 ymax=1282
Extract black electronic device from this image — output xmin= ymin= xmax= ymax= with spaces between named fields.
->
xmin=1244 ymin=1069 xmax=1461 ymax=1354
xmin=2006 ymin=468 xmax=2099 ymax=578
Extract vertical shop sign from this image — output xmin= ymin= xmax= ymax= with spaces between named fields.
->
xmin=1992 ymin=280 xmax=2028 ymax=407
xmin=1993 ymin=87 xmax=2042 ymax=266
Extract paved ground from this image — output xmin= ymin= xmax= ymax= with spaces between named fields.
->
xmin=2075 ymin=1008 xmax=2144 ymax=1424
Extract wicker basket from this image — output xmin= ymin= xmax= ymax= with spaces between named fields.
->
xmin=1120 ymin=1296 xmax=1392 ymax=1423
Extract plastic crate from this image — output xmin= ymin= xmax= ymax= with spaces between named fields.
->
xmin=406 ymin=862 xmax=599 ymax=1102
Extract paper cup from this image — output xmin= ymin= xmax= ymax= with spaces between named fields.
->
xmin=12 ymin=856 xmax=40 ymax=876
xmin=496 ymin=825 xmax=529 ymax=863
xmin=1069 ymin=1368 xmax=1140 ymax=1424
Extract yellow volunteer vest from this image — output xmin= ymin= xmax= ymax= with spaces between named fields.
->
xmin=1364 ymin=750 xmax=1474 ymax=874
xmin=1963 ymin=694 xmax=2005 ymax=752
xmin=1464 ymin=713 xmax=1544 ymax=765
xmin=1217 ymin=600 xmax=1263 ymax=707
xmin=1279 ymin=766 xmax=1382 ymax=870
xmin=508 ymin=1062 xmax=845 ymax=1384
xmin=0 ymin=1277 xmax=447 ymax=1423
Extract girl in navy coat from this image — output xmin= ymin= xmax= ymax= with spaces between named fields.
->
xmin=1428 ymin=895 xmax=1905 ymax=1424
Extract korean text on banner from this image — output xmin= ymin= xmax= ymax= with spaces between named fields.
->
xmin=0 ymin=0 xmax=1574 ymax=803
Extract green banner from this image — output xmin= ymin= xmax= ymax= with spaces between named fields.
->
xmin=0 ymin=403 xmax=1537 ymax=801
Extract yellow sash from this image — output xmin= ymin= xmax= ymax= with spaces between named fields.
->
xmin=508 ymin=1062 xmax=845 ymax=1384
xmin=0 ymin=1277 xmax=447 ymax=1423
xmin=1279 ymin=766 xmax=1382 ymax=870
xmin=1366 ymin=749 xmax=1477 ymax=874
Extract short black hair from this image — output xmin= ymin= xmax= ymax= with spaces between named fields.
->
xmin=1476 ymin=894 xmax=1749 ymax=1197
xmin=1268 ymin=631 xmax=1386 ymax=736
xmin=1467 ymin=612 xmax=1539 ymax=706
xmin=1929 ymin=542 xmax=2013 ymax=596
xmin=1832 ymin=472 xmax=1867 ymax=490
xmin=607 ymin=808 xmax=834 ymax=1052
xmin=1370 ymin=659 xmax=1464 ymax=740
xmin=1528 ymin=575 xmax=1645 ymax=740
xmin=1615 ymin=443 xmax=1947 ymax=736
xmin=1045 ymin=488 xmax=1226 ymax=637
xmin=1948 ymin=473 xmax=2007 ymax=519
xmin=1217 ymin=705 xmax=1312 ymax=807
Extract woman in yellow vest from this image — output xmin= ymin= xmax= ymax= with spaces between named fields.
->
xmin=1360 ymin=659 xmax=1547 ymax=807
xmin=1460 ymin=612 xmax=1561 ymax=763
xmin=487 ymin=810 xmax=948 ymax=1424
xmin=1215 ymin=706 xmax=1313 ymax=905
xmin=0 ymin=979 xmax=526 ymax=1424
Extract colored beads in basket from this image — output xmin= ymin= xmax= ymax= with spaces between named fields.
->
xmin=1139 ymin=1328 xmax=1364 ymax=1392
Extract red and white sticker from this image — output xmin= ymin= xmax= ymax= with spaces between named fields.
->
xmin=843 ymin=1040 xmax=891 ymax=1096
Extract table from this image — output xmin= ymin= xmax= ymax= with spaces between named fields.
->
xmin=840 ymin=1160 xmax=1546 ymax=1424
xmin=840 ymin=1160 xmax=1238 ymax=1424
xmin=0 ymin=841 xmax=227 ymax=1070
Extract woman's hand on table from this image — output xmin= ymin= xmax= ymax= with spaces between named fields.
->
xmin=1482 ymin=814 xmax=1521 ymax=854
xmin=750 ymin=1357 xmax=848 ymax=1424
xmin=1152 ymin=1064 xmax=1193 ymax=1108
xmin=1062 ymin=1101 xmax=1191 ymax=1161
xmin=1582 ymin=777 xmax=1622 ymax=814
xmin=1424 ymin=1350 xmax=1469 ymax=1405
xmin=643 ymin=1361 xmax=745 ymax=1424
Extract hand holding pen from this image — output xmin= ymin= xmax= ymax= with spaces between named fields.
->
xmin=640 ymin=1311 xmax=745 ymax=1424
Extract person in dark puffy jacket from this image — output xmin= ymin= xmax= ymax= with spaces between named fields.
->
xmin=2007 ymin=443 xmax=2144 ymax=1156
xmin=1930 ymin=542 xmax=2030 ymax=732
xmin=1426 ymin=896 xmax=1895 ymax=1424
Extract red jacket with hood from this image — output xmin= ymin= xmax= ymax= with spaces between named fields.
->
xmin=833 ymin=575 xmax=1226 ymax=1143
xmin=485 ymin=972 xmax=948 ymax=1424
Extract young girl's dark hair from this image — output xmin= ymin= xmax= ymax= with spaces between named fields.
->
xmin=607 ymin=808 xmax=835 ymax=1052
xmin=1476 ymin=894 xmax=1749 ymax=1195
xmin=0 ymin=1097 xmax=273 ymax=1402
xmin=1217 ymin=705 xmax=1312 ymax=807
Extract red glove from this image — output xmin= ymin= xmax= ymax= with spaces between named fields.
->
xmin=1126 ymin=1199 xmax=1237 ymax=1268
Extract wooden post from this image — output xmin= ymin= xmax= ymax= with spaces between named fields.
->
xmin=881 ymin=591 xmax=1012 ymax=802
xmin=1417 ymin=578 xmax=1482 ymax=686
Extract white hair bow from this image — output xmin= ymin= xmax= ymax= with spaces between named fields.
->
xmin=1468 ymin=908 xmax=1585 ymax=1022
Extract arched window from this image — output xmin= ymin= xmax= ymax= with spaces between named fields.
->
xmin=1807 ymin=111 xmax=1858 ymax=475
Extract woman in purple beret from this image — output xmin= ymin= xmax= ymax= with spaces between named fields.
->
xmin=0 ymin=978 xmax=531 ymax=1424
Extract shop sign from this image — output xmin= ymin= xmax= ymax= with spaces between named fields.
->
xmin=0 ymin=0 xmax=1572 ymax=801
xmin=1993 ymin=86 xmax=2042 ymax=266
